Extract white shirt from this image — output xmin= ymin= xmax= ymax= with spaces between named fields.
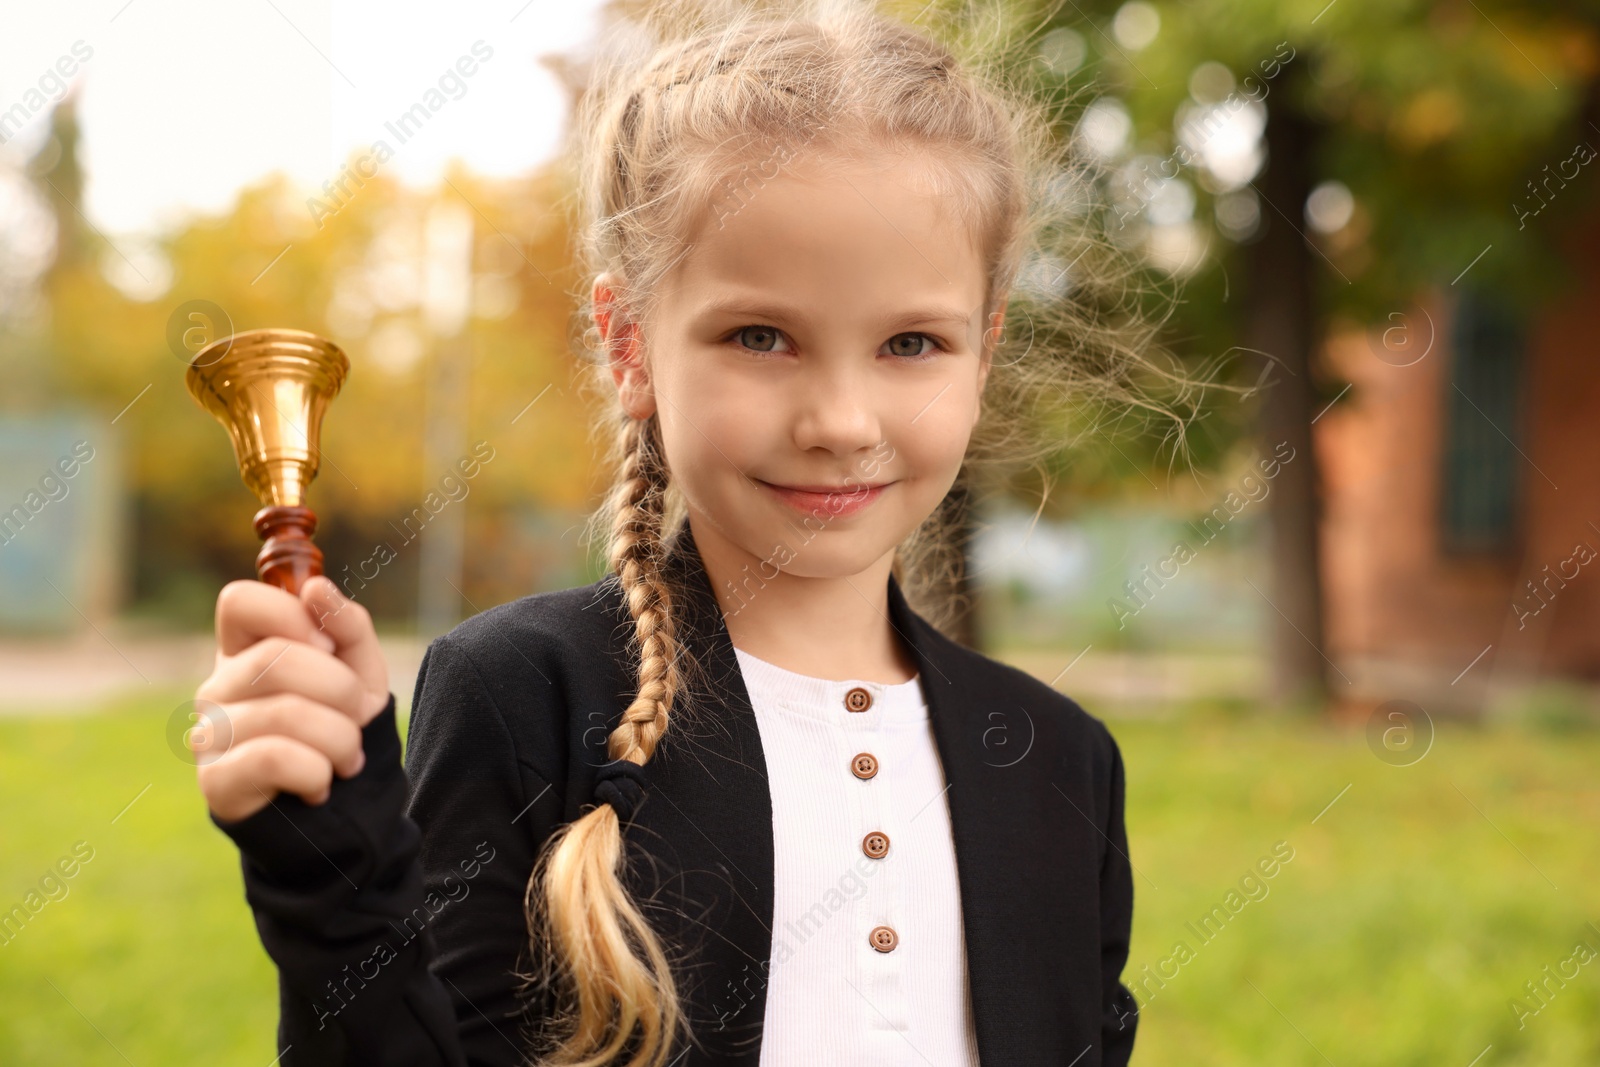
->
xmin=733 ymin=646 xmax=982 ymax=1067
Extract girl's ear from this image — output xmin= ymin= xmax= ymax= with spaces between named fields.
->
xmin=972 ymin=297 xmax=1006 ymax=428
xmin=978 ymin=297 xmax=1006 ymax=393
xmin=594 ymin=272 xmax=656 ymax=419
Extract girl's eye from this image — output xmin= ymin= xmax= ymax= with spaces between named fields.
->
xmin=732 ymin=325 xmax=789 ymax=353
xmin=882 ymin=332 xmax=939 ymax=361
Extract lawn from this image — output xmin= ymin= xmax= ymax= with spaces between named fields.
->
xmin=1 ymin=688 xmax=1596 ymax=1065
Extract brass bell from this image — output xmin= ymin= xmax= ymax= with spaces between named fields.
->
xmin=185 ymin=328 xmax=349 ymax=594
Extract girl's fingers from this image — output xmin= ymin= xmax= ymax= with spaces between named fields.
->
xmin=214 ymin=579 xmax=335 ymax=658
xmin=195 ymin=693 xmax=367 ymax=779
xmin=199 ymin=639 xmax=368 ymax=723
xmin=197 ymin=578 xmax=391 ymax=828
xmin=199 ymin=733 xmax=336 ymax=824
xmin=299 ymin=577 xmax=391 ymax=723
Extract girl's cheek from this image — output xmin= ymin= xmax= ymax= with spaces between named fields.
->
xmin=904 ymin=383 xmax=978 ymax=451
xmin=888 ymin=434 xmax=949 ymax=488
xmin=703 ymin=400 xmax=773 ymax=460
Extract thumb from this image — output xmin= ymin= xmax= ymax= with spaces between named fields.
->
xmin=301 ymin=576 xmax=390 ymax=720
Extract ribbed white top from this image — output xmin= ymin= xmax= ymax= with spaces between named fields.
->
xmin=733 ymin=645 xmax=981 ymax=1067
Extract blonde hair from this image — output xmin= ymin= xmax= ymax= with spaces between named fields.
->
xmin=520 ymin=3 xmax=1219 ymax=1064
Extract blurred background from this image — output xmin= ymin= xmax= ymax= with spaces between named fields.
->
xmin=2 ymin=0 xmax=1598 ymax=1063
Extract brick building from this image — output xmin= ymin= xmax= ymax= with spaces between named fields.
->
xmin=1317 ymin=241 xmax=1600 ymax=709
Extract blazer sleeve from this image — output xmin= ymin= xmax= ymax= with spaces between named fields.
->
xmin=1099 ymin=730 xmax=1140 ymax=1066
xmin=210 ymin=692 xmax=471 ymax=1066
xmin=402 ymin=634 xmax=558 ymax=1065
xmin=211 ymin=633 xmax=555 ymax=1066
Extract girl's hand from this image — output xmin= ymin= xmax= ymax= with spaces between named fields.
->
xmin=193 ymin=576 xmax=391 ymax=824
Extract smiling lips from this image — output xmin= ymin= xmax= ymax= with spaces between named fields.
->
xmin=758 ymin=479 xmax=892 ymax=517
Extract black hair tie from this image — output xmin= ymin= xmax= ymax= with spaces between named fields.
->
xmin=593 ymin=758 xmax=648 ymax=825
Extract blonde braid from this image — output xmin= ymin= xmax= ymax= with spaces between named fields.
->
xmin=604 ymin=414 xmax=680 ymax=768
xmin=524 ymin=414 xmax=685 ymax=1067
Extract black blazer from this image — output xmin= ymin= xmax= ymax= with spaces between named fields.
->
xmin=215 ymin=522 xmax=1138 ymax=1066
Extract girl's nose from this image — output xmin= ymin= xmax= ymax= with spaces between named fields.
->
xmin=790 ymin=364 xmax=884 ymax=457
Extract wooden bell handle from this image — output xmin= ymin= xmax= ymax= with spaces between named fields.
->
xmin=252 ymin=505 xmax=324 ymax=596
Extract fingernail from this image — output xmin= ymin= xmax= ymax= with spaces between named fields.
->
xmin=352 ymin=751 xmax=367 ymax=775
xmin=310 ymin=631 xmax=336 ymax=653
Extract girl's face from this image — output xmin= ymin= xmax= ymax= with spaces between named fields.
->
xmin=598 ymin=148 xmax=1000 ymax=583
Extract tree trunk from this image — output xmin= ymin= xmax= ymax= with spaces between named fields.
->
xmin=1243 ymin=63 xmax=1332 ymax=712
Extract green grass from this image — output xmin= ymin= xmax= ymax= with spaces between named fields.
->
xmin=1114 ymin=701 xmax=1600 ymax=1066
xmin=0 ymin=688 xmax=267 ymax=1064
xmin=1 ymin=692 xmax=1597 ymax=1064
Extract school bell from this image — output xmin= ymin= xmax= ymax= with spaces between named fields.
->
xmin=185 ymin=328 xmax=349 ymax=595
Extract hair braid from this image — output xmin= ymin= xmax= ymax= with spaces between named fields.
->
xmin=605 ymin=414 xmax=680 ymax=766
xmin=523 ymin=414 xmax=685 ymax=1067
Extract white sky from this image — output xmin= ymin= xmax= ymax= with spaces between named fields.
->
xmin=0 ymin=0 xmax=609 ymax=238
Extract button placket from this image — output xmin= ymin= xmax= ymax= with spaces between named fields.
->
xmin=843 ymin=683 xmax=907 ymax=1030
xmin=834 ymin=680 xmax=875 ymax=1017
xmin=731 ymin=646 xmax=933 ymax=1049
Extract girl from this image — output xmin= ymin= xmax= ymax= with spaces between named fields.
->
xmin=197 ymin=5 xmax=1167 ymax=1064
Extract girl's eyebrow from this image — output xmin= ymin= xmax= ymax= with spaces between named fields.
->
xmin=694 ymin=297 xmax=973 ymax=332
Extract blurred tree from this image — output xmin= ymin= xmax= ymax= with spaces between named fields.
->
xmin=17 ymin=118 xmax=601 ymax=628
xmin=903 ymin=0 xmax=1599 ymax=707
xmin=31 ymin=88 xmax=91 ymax=275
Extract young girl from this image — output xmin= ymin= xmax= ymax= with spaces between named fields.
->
xmin=196 ymin=6 xmax=1156 ymax=1065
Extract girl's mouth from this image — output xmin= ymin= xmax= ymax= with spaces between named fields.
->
xmin=756 ymin=479 xmax=893 ymax=517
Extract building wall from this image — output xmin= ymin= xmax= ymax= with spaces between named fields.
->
xmin=1517 ymin=242 xmax=1600 ymax=678
xmin=1317 ymin=251 xmax=1600 ymax=696
xmin=0 ymin=412 xmax=124 ymax=633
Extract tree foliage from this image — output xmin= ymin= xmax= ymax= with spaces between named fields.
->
xmin=23 ymin=132 xmax=604 ymax=625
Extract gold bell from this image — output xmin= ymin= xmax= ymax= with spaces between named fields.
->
xmin=185 ymin=329 xmax=349 ymax=594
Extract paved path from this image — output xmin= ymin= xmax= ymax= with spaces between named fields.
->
xmin=0 ymin=632 xmax=430 ymax=716
xmin=0 ymin=631 xmax=1266 ymax=716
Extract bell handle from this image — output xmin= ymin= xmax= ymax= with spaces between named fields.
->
xmin=252 ymin=505 xmax=325 ymax=595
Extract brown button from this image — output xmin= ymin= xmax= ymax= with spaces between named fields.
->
xmin=851 ymin=752 xmax=879 ymax=780
xmin=845 ymin=686 xmax=873 ymax=713
xmin=862 ymin=830 xmax=890 ymax=858
xmin=869 ymin=925 xmax=898 ymax=952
